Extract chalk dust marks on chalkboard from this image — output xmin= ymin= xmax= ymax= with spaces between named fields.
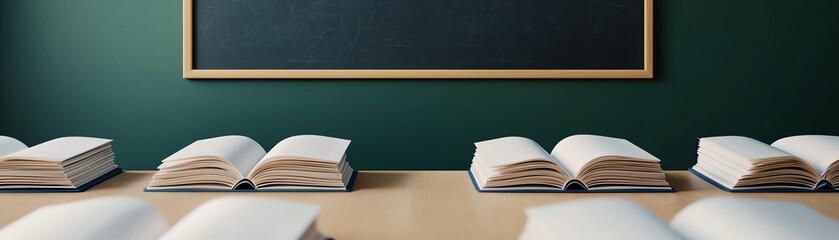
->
xmin=193 ymin=0 xmax=645 ymax=70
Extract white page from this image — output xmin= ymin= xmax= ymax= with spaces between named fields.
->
xmin=671 ymin=196 xmax=839 ymax=240
xmin=0 ymin=136 xmax=27 ymax=156
xmin=550 ymin=135 xmax=659 ymax=177
xmin=524 ymin=198 xmax=683 ymax=240
xmin=0 ymin=137 xmax=110 ymax=162
xmin=159 ymin=196 xmax=320 ymax=240
xmin=0 ymin=196 xmax=168 ymax=240
xmin=260 ymin=135 xmax=350 ymax=163
xmin=700 ymin=136 xmax=793 ymax=163
xmin=518 ymin=221 xmax=539 ymax=240
xmin=162 ymin=135 xmax=266 ymax=177
xmin=474 ymin=136 xmax=555 ymax=168
xmin=771 ymin=135 xmax=839 ymax=175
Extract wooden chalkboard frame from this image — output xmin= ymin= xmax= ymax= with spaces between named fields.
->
xmin=183 ymin=0 xmax=652 ymax=79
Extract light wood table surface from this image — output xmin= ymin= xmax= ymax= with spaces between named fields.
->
xmin=1 ymin=171 xmax=838 ymax=239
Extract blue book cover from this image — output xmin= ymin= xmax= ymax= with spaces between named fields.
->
xmin=689 ymin=168 xmax=836 ymax=192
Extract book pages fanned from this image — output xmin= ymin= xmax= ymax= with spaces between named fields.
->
xmin=0 ymin=196 xmax=168 ymax=240
xmin=147 ymin=135 xmax=356 ymax=192
xmin=693 ymin=135 xmax=837 ymax=191
xmin=0 ymin=136 xmax=121 ymax=191
xmin=470 ymin=135 xmax=670 ymax=192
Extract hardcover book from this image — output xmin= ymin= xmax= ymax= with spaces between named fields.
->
xmin=692 ymin=135 xmax=839 ymax=192
xmin=145 ymin=135 xmax=356 ymax=192
xmin=469 ymin=134 xmax=672 ymax=192
xmin=0 ymin=136 xmax=122 ymax=192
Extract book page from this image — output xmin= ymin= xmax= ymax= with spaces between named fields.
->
xmin=0 ymin=137 xmax=110 ymax=162
xmin=0 ymin=136 xmax=27 ymax=156
xmin=771 ymin=135 xmax=839 ymax=175
xmin=671 ymin=196 xmax=839 ymax=240
xmin=524 ymin=198 xmax=683 ymax=239
xmin=550 ymin=135 xmax=659 ymax=177
xmin=0 ymin=196 xmax=168 ymax=240
xmin=159 ymin=196 xmax=320 ymax=240
xmin=162 ymin=135 xmax=266 ymax=177
xmin=474 ymin=136 xmax=557 ymax=168
xmin=700 ymin=136 xmax=794 ymax=163
xmin=259 ymin=135 xmax=350 ymax=164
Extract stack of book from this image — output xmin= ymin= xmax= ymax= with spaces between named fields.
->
xmin=0 ymin=136 xmax=122 ymax=192
xmin=692 ymin=135 xmax=838 ymax=191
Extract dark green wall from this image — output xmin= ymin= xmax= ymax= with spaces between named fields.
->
xmin=2 ymin=1 xmax=838 ymax=170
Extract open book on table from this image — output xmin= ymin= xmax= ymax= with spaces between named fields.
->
xmin=0 ymin=196 xmax=327 ymax=240
xmin=146 ymin=135 xmax=356 ymax=192
xmin=0 ymin=136 xmax=122 ymax=193
xmin=521 ymin=196 xmax=839 ymax=240
xmin=691 ymin=135 xmax=839 ymax=192
xmin=469 ymin=134 xmax=672 ymax=192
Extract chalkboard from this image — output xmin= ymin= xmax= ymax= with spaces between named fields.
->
xmin=183 ymin=0 xmax=652 ymax=79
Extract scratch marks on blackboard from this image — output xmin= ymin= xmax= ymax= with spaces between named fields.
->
xmin=319 ymin=27 xmax=337 ymax=37
xmin=289 ymin=3 xmax=312 ymax=17
xmin=348 ymin=29 xmax=361 ymax=52
xmin=491 ymin=0 xmax=499 ymax=11
xmin=367 ymin=8 xmax=378 ymax=26
xmin=346 ymin=8 xmax=378 ymax=52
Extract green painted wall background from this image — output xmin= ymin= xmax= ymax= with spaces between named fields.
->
xmin=1 ymin=0 xmax=837 ymax=170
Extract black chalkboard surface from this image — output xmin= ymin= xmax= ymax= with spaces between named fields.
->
xmin=183 ymin=0 xmax=652 ymax=79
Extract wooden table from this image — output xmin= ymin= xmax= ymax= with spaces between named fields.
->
xmin=1 ymin=171 xmax=838 ymax=239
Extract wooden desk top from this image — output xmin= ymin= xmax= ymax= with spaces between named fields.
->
xmin=1 ymin=171 xmax=837 ymax=239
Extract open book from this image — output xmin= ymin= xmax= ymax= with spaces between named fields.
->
xmin=469 ymin=135 xmax=671 ymax=192
xmin=146 ymin=135 xmax=356 ymax=192
xmin=0 ymin=196 xmax=327 ymax=240
xmin=521 ymin=196 xmax=839 ymax=240
xmin=691 ymin=135 xmax=839 ymax=191
xmin=0 ymin=136 xmax=122 ymax=192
